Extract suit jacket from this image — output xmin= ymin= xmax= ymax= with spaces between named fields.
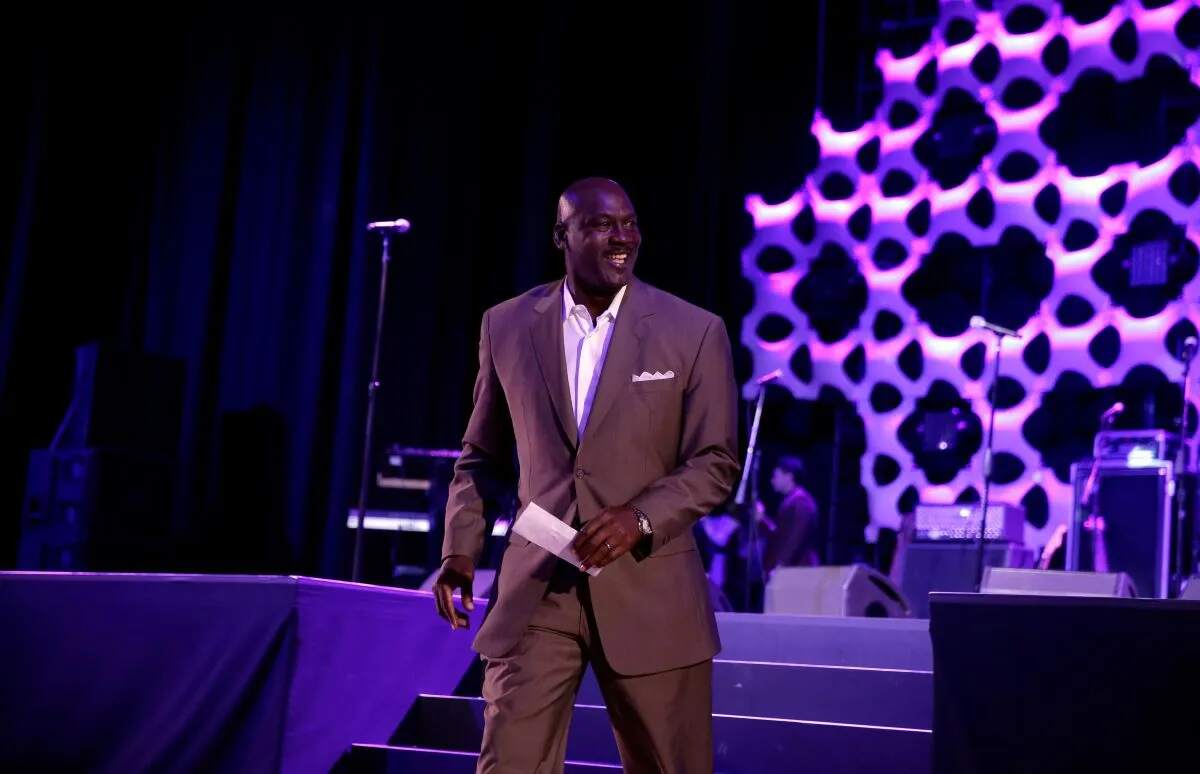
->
xmin=443 ymin=277 xmax=740 ymax=675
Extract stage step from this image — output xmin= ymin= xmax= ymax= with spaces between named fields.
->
xmin=715 ymin=612 xmax=933 ymax=671
xmin=387 ymin=694 xmax=930 ymax=774
xmin=455 ymin=614 xmax=934 ymax=699
xmin=393 ymin=693 xmax=620 ymax=763
xmin=346 ymin=744 xmax=620 ymax=772
xmin=577 ymin=658 xmax=932 ymax=729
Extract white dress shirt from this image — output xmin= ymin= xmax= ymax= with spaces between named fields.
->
xmin=563 ymin=281 xmax=626 ymax=437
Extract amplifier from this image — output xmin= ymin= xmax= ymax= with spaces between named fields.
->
xmin=900 ymin=541 xmax=1034 ymax=618
xmin=914 ymin=502 xmax=1025 ymax=543
xmin=1094 ymin=430 xmax=1179 ymax=465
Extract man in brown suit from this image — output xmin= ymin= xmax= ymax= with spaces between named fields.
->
xmin=433 ymin=178 xmax=739 ymax=773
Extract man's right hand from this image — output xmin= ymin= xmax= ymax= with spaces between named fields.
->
xmin=433 ymin=555 xmax=476 ymax=630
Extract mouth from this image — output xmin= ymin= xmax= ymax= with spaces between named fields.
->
xmin=605 ymin=251 xmax=631 ymax=270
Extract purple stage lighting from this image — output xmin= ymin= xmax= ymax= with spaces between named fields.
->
xmin=741 ymin=0 xmax=1200 ymax=546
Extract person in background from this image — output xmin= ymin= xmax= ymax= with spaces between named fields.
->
xmin=760 ymin=455 xmax=820 ymax=573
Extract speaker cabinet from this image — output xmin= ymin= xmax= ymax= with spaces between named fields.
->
xmin=54 ymin=342 xmax=184 ymax=454
xmin=765 ymin=564 xmax=911 ymax=618
xmin=982 ymin=567 xmax=1137 ymax=598
xmin=900 ymin=541 xmax=1033 ymax=618
xmin=19 ymin=448 xmax=175 ymax=570
xmin=1069 ymin=460 xmax=1187 ymax=599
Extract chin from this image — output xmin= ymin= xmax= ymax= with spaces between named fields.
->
xmin=602 ymin=267 xmax=634 ymax=288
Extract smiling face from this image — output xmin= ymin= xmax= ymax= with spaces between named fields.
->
xmin=554 ymin=178 xmax=641 ymax=298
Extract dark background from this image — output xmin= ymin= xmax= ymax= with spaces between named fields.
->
xmin=1 ymin=3 xmax=932 ymax=577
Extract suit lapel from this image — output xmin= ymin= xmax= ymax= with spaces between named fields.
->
xmin=530 ymin=280 xmax=578 ymax=448
xmin=583 ymin=279 xmax=653 ymax=444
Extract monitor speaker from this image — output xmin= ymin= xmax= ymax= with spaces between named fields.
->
xmin=981 ymin=567 xmax=1137 ymax=598
xmin=764 ymin=564 xmax=911 ymax=618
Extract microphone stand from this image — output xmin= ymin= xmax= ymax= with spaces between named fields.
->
xmin=1074 ymin=448 xmax=1103 ymax=574
xmin=736 ymin=381 xmax=769 ymax=611
xmin=826 ymin=403 xmax=842 ymax=565
xmin=1173 ymin=344 xmax=1196 ymax=594
xmin=974 ymin=328 xmax=1010 ymax=592
xmin=351 ymin=231 xmax=395 ymax=582
xmin=1080 ymin=417 xmax=1114 ymax=574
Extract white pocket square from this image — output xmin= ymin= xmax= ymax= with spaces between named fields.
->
xmin=632 ymin=370 xmax=675 ymax=383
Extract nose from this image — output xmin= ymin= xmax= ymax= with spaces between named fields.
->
xmin=612 ymin=223 xmax=640 ymax=246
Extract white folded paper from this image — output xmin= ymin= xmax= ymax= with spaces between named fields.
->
xmin=512 ymin=501 xmax=602 ymax=576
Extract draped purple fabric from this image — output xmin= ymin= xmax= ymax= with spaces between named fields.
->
xmin=0 ymin=572 xmax=481 ymax=773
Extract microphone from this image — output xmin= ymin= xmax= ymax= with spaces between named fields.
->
xmin=1100 ymin=401 xmax=1125 ymax=426
xmin=755 ymin=369 xmax=783 ymax=385
xmin=970 ymin=315 xmax=1022 ymax=339
xmin=1183 ymin=336 xmax=1198 ymax=362
xmin=366 ymin=218 xmax=412 ymax=233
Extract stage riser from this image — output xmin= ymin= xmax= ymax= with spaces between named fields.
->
xmin=347 ymin=746 xmax=619 ymax=772
xmin=0 ymin=573 xmax=478 ymax=774
xmin=391 ymin=695 xmax=930 ymax=774
xmin=931 ymin=593 xmax=1200 ymax=773
xmin=577 ymin=660 xmax=932 ymax=729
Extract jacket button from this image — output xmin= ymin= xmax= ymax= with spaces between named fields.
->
xmin=575 ymin=467 xmax=586 ymax=479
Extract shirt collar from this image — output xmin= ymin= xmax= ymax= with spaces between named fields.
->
xmin=563 ymin=281 xmax=627 ymax=323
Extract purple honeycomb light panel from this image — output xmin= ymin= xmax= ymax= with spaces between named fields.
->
xmin=742 ymin=0 xmax=1200 ymax=547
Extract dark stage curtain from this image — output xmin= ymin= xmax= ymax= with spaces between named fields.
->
xmin=1 ymin=5 xmax=824 ymax=577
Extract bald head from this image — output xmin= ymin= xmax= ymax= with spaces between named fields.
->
xmin=556 ymin=177 xmax=632 ymax=225
xmin=553 ymin=177 xmax=641 ymax=308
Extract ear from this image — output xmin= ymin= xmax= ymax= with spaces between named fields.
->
xmin=552 ymin=223 xmax=567 ymax=250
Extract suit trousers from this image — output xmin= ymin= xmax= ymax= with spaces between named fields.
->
xmin=477 ymin=562 xmax=713 ymax=774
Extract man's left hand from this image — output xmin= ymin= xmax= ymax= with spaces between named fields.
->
xmin=573 ymin=505 xmax=641 ymax=571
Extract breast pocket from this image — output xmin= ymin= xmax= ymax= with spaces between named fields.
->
xmin=630 ymin=377 xmax=677 ymax=395
xmin=629 ymin=376 xmax=683 ymax=466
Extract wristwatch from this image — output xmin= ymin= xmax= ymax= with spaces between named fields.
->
xmin=633 ymin=506 xmax=653 ymax=537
